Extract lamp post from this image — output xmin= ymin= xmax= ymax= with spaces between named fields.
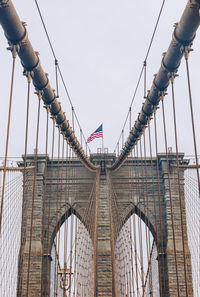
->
xmin=58 ymin=262 xmax=73 ymax=297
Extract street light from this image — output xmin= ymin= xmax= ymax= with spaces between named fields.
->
xmin=58 ymin=262 xmax=73 ymax=296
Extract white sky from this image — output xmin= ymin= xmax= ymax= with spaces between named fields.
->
xmin=0 ymin=2 xmax=200 ymax=295
xmin=0 ymin=0 xmax=200 ymax=158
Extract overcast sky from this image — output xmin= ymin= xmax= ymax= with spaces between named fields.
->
xmin=0 ymin=0 xmax=200 ymax=159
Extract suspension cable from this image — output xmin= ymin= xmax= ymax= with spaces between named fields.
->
xmin=54 ymin=130 xmax=61 ymax=296
xmin=34 ymin=0 xmax=91 ymax=153
xmin=170 ymin=74 xmax=189 ymax=296
xmin=184 ymin=49 xmax=200 ymax=194
xmin=114 ymin=0 xmax=166 ymax=153
xmin=45 ymin=118 xmax=56 ymax=296
xmin=142 ymin=132 xmax=154 ymax=296
xmin=153 ymin=110 xmax=166 ymax=296
xmin=161 ymin=97 xmax=180 ymax=296
xmin=41 ymin=104 xmax=50 ymax=296
xmin=0 ymin=46 xmax=17 ymax=234
xmin=26 ymin=94 xmax=41 ymax=296
xmin=147 ymin=122 xmax=162 ymax=296
xmin=17 ymin=70 xmax=32 ymax=297
xmin=110 ymin=1 xmax=200 ymax=171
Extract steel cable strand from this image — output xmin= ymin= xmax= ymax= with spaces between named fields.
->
xmin=133 ymin=146 xmax=140 ymax=297
xmin=185 ymin=171 xmax=200 ymax=296
xmin=59 ymin=135 xmax=66 ymax=297
xmin=139 ymin=138 xmax=153 ymax=296
xmin=143 ymin=59 xmax=154 ymax=296
xmin=161 ymin=98 xmax=180 ymax=296
xmin=53 ymin=131 xmax=61 ymax=297
xmin=63 ymin=142 xmax=69 ymax=296
xmin=135 ymin=142 xmax=145 ymax=296
xmin=142 ymin=134 xmax=154 ymax=296
xmin=69 ymin=170 xmax=75 ymax=297
xmin=72 ymin=172 xmax=94 ymax=292
xmin=121 ymin=221 xmax=131 ymax=295
xmin=40 ymin=107 xmax=50 ymax=297
xmin=26 ymin=95 xmax=41 ymax=297
xmin=147 ymin=122 xmax=163 ymax=296
xmin=0 ymin=48 xmax=17 ymax=234
xmin=130 ymin=151 xmax=139 ymax=296
xmin=114 ymin=0 xmax=166 ymax=154
xmin=69 ymin=175 xmax=96 ymax=295
xmin=184 ymin=50 xmax=200 ymax=194
xmin=0 ymin=0 xmax=97 ymax=171
xmin=17 ymin=72 xmax=31 ymax=297
xmin=127 ymin=159 xmax=136 ymax=296
xmin=53 ymin=113 xmax=69 ymax=296
xmin=0 ymin=171 xmax=22 ymax=295
xmin=34 ymin=0 xmax=91 ymax=156
xmin=153 ymin=111 xmax=166 ymax=296
xmin=143 ymin=240 xmax=156 ymax=295
xmin=170 ymin=75 xmax=189 ymax=296
xmin=111 ymin=0 xmax=200 ymax=170
xmin=45 ymin=119 xmax=56 ymax=297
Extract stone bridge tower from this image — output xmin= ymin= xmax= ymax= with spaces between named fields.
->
xmin=17 ymin=153 xmax=193 ymax=297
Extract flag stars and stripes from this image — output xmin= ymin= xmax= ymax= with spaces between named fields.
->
xmin=87 ymin=124 xmax=103 ymax=143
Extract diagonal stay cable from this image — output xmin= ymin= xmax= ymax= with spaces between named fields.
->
xmin=114 ymin=0 xmax=166 ymax=153
xmin=114 ymin=65 xmax=144 ymax=152
xmin=34 ymin=0 xmax=90 ymax=152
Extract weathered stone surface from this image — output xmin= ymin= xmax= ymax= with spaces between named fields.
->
xmin=17 ymin=153 xmax=193 ymax=297
xmin=96 ymin=176 xmax=113 ymax=296
xmin=17 ymin=155 xmax=96 ymax=297
xmin=109 ymin=153 xmax=193 ymax=297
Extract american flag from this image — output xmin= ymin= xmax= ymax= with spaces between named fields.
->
xmin=87 ymin=124 xmax=103 ymax=143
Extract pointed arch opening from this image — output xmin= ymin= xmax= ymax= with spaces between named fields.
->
xmin=115 ymin=212 xmax=159 ymax=297
xmin=50 ymin=212 xmax=94 ymax=297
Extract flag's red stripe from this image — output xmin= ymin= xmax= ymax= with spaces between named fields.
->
xmin=87 ymin=131 xmax=103 ymax=143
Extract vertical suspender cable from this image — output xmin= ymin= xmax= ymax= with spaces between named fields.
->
xmin=170 ymin=76 xmax=189 ymax=296
xmin=136 ymin=141 xmax=145 ymax=296
xmin=143 ymin=133 xmax=153 ymax=296
xmin=129 ymin=107 xmax=132 ymax=132
xmin=58 ymin=134 xmax=65 ymax=297
xmin=148 ymin=122 xmax=162 ymax=296
xmin=0 ymin=47 xmax=17 ymax=234
xmin=153 ymin=111 xmax=166 ymax=296
xmin=64 ymin=142 xmax=69 ymax=282
xmin=122 ymin=130 xmax=124 ymax=148
xmin=184 ymin=51 xmax=200 ymax=194
xmin=26 ymin=94 xmax=41 ymax=297
xmin=41 ymin=105 xmax=49 ymax=297
xmin=55 ymin=59 xmax=59 ymax=98
xmin=139 ymin=138 xmax=149 ymax=297
xmin=161 ymin=98 xmax=180 ymax=296
xmin=128 ymin=157 xmax=135 ymax=295
xmin=18 ymin=71 xmax=31 ymax=297
xmin=133 ymin=146 xmax=139 ymax=297
xmin=54 ymin=130 xmax=61 ymax=297
xmin=80 ymin=129 xmax=83 ymax=147
xmin=72 ymin=107 xmax=75 ymax=133
xmin=46 ymin=119 xmax=56 ymax=297
xmin=144 ymin=61 xmax=147 ymax=99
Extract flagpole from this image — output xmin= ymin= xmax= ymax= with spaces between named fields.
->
xmin=102 ymin=123 xmax=104 ymax=154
